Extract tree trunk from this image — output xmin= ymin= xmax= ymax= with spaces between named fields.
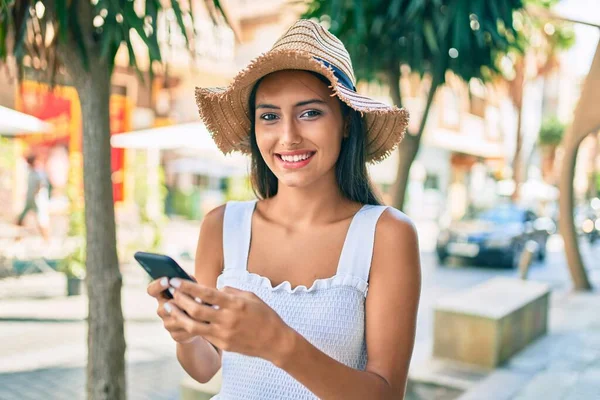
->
xmin=540 ymin=145 xmax=557 ymax=185
xmin=559 ymin=135 xmax=592 ymax=291
xmin=69 ymin=54 xmax=127 ymax=399
xmin=508 ymin=56 xmax=526 ymax=203
xmin=391 ymin=77 xmax=439 ymax=211
xmin=588 ymin=132 xmax=599 ymax=199
xmin=512 ymin=103 xmax=524 ymax=201
xmin=391 ymin=134 xmax=420 ymax=211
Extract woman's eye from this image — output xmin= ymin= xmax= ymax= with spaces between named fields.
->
xmin=301 ymin=110 xmax=322 ymax=118
xmin=260 ymin=113 xmax=278 ymax=121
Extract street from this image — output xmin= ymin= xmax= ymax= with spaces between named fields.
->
xmin=0 ymin=226 xmax=598 ymax=400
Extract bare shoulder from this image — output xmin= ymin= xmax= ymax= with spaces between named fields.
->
xmin=201 ymin=204 xmax=227 ymax=234
xmin=375 ymin=207 xmax=419 ymax=248
xmin=371 ymin=206 xmax=421 ymax=282
xmin=197 ymin=203 xmax=227 ymax=252
xmin=194 ymin=204 xmax=227 ymax=286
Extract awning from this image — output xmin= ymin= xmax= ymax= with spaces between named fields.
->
xmin=110 ymin=122 xmax=218 ymax=151
xmin=425 ymin=127 xmax=505 ymax=159
xmin=0 ymin=105 xmax=53 ymax=135
xmin=110 ymin=122 xmax=250 ymax=177
xmin=168 ymin=157 xmax=249 ymax=178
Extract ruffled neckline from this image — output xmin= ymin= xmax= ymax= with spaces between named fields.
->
xmin=217 ymin=268 xmax=368 ymax=296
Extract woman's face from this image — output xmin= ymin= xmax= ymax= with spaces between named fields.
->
xmin=254 ymin=70 xmax=345 ymax=190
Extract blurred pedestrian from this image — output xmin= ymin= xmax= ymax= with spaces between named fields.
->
xmin=147 ymin=19 xmax=421 ymax=399
xmin=16 ymin=154 xmax=50 ymax=241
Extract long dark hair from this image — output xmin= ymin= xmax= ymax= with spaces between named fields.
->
xmin=248 ymin=72 xmax=381 ymax=206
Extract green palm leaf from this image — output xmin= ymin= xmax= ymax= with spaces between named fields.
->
xmin=1 ymin=0 xmax=226 ymax=81
xmin=304 ymin=0 xmax=527 ymax=89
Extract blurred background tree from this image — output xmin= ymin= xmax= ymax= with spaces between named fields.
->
xmin=0 ymin=1 xmax=227 ymax=399
xmin=304 ymin=0 xmax=526 ymax=210
xmin=538 ymin=115 xmax=566 ymax=184
xmin=499 ymin=0 xmax=575 ymax=201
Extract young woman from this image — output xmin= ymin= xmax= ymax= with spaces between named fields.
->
xmin=147 ymin=20 xmax=421 ymax=399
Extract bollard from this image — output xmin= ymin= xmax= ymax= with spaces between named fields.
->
xmin=518 ymin=240 xmax=539 ymax=280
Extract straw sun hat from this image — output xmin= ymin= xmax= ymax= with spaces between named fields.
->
xmin=195 ymin=19 xmax=409 ymax=163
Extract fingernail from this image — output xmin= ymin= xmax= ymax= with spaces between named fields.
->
xmin=194 ymin=297 xmax=203 ymax=304
xmin=168 ymin=288 xmax=175 ymax=296
xmin=164 ymin=303 xmax=172 ymax=314
xmin=160 ymin=277 xmax=169 ymax=287
xmin=170 ymin=278 xmax=181 ymax=288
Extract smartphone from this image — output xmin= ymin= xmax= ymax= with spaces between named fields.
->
xmin=134 ymin=251 xmax=195 ymax=299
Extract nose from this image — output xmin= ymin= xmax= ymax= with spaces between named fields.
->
xmin=280 ymin=118 xmax=302 ymax=147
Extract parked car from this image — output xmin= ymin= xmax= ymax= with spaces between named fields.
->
xmin=436 ymin=205 xmax=556 ymax=269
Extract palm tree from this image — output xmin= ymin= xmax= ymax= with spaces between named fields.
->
xmin=508 ymin=3 xmax=594 ymax=291
xmin=303 ymin=0 xmax=525 ymax=210
xmin=0 ymin=1 xmax=227 ymax=399
xmin=498 ymin=0 xmax=574 ymax=201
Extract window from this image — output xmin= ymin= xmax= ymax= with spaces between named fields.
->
xmin=424 ymin=174 xmax=440 ymax=190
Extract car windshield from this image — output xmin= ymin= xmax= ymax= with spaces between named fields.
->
xmin=477 ymin=208 xmax=524 ymax=224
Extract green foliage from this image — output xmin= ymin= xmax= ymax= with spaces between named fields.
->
xmin=58 ymin=236 xmax=86 ymax=279
xmin=0 ymin=137 xmax=17 ymax=169
xmin=528 ymin=0 xmax=577 ymax=52
xmin=498 ymin=0 xmax=575 ymax=81
xmin=119 ymin=154 xmax=168 ymax=261
xmin=60 ymin=167 xmax=86 ymax=279
xmin=538 ymin=116 xmax=565 ymax=147
xmin=0 ymin=0 xmax=228 ymax=81
xmin=59 ymin=209 xmax=86 ymax=279
xmin=139 ymin=164 xmax=168 ymax=252
xmin=172 ymin=188 xmax=202 ymax=219
xmin=303 ymin=0 xmax=525 ymax=86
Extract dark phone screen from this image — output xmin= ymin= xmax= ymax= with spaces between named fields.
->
xmin=134 ymin=252 xmax=194 ymax=298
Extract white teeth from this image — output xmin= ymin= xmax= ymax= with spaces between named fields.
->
xmin=281 ymin=153 xmax=311 ymax=162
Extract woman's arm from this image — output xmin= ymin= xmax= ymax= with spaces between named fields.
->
xmin=176 ymin=337 xmax=221 ymax=384
xmin=273 ymin=208 xmax=422 ymax=399
xmin=175 ymin=205 xmax=226 ymax=383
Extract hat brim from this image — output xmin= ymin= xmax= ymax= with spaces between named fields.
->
xmin=195 ymin=49 xmax=409 ymax=163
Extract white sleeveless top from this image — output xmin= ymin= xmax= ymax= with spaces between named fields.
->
xmin=212 ymin=200 xmax=388 ymax=399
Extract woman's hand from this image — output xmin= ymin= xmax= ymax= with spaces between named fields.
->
xmin=147 ymin=277 xmax=199 ymax=344
xmin=167 ymin=278 xmax=293 ymax=363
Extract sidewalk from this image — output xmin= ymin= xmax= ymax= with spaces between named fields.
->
xmin=457 ymin=286 xmax=600 ymax=400
xmin=0 ymin=267 xmax=160 ymax=321
xmin=1 ymin=247 xmax=598 ymax=399
xmin=0 ymin=267 xmax=187 ymax=400
xmin=408 ymin=280 xmax=600 ymax=400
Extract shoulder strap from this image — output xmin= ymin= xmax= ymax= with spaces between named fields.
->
xmin=222 ymin=200 xmax=257 ymax=272
xmin=336 ymin=205 xmax=389 ymax=282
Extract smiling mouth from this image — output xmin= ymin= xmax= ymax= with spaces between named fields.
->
xmin=274 ymin=151 xmax=316 ymax=168
xmin=275 ymin=151 xmax=316 ymax=163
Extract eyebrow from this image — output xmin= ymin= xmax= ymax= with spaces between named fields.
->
xmin=256 ymin=99 xmax=327 ymax=109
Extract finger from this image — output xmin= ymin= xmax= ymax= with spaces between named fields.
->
xmin=163 ymin=317 xmax=187 ymax=333
xmin=157 ymin=301 xmax=174 ymax=320
xmin=147 ymin=277 xmax=170 ymax=298
xmin=164 ymin=319 xmax=204 ymax=345
xmin=163 ymin=320 xmax=195 ymax=343
xmin=221 ymin=286 xmax=250 ymax=297
xmin=164 ymin=301 xmax=212 ymax=337
xmin=169 ymin=278 xmax=231 ymax=307
xmin=173 ymin=290 xmax=220 ymax=323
